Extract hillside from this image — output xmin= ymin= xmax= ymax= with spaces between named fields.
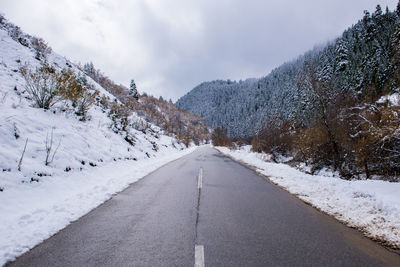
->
xmin=0 ymin=14 xmax=209 ymax=186
xmin=177 ymin=4 xmax=400 ymax=138
xmin=0 ymin=14 xmax=208 ymax=264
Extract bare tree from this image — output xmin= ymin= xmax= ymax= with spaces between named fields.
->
xmin=297 ymin=62 xmax=344 ymax=173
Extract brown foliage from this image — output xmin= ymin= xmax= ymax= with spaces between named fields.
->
xmin=251 ymin=116 xmax=295 ymax=162
xmin=83 ymin=62 xmax=209 ymax=145
xmin=211 ymin=127 xmax=232 ymax=147
xmin=20 ymin=64 xmax=98 ymax=119
xmin=347 ymin=104 xmax=400 ymax=177
xmin=253 ymin=60 xmax=400 ymax=179
xmin=20 ymin=64 xmax=63 ymax=109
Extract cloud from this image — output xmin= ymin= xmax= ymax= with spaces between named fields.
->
xmin=0 ymin=0 xmax=398 ymax=100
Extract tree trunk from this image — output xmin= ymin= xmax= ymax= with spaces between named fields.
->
xmin=364 ymin=160 xmax=370 ymax=179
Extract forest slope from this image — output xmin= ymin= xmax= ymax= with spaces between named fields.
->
xmin=177 ymin=5 xmax=400 ymax=138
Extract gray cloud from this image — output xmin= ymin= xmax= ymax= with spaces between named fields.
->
xmin=0 ymin=0 xmax=398 ymax=100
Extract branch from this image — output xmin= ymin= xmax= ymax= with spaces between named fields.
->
xmin=50 ymin=137 xmax=62 ymax=165
xmin=17 ymin=138 xmax=28 ymax=171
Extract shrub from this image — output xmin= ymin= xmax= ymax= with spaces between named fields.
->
xmin=20 ymin=64 xmax=62 ymax=109
xmin=61 ymin=73 xmax=98 ymax=120
xmin=31 ymin=37 xmax=52 ymax=60
xmin=211 ymin=127 xmax=231 ymax=147
xmin=109 ymin=100 xmax=130 ymax=132
xmin=251 ymin=119 xmax=295 ymax=162
xmin=21 ymin=64 xmax=98 ymax=119
xmin=348 ymin=104 xmax=400 ymax=178
xmin=8 ymin=25 xmax=23 ymax=42
xmin=294 ymin=124 xmax=331 ymax=170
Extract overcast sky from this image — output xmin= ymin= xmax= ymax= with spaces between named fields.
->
xmin=0 ymin=0 xmax=398 ymax=100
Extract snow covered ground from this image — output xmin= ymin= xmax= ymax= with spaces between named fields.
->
xmin=217 ymin=146 xmax=400 ymax=249
xmin=0 ymin=146 xmax=196 ymax=265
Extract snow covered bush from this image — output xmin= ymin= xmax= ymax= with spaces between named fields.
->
xmin=20 ymin=64 xmax=98 ymax=120
xmin=61 ymin=72 xmax=98 ymax=120
xmin=20 ymin=64 xmax=63 ymax=109
xmin=108 ymin=100 xmax=130 ymax=132
xmin=31 ymin=37 xmax=51 ymax=60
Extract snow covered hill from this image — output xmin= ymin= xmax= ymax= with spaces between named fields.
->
xmin=0 ymin=15 xmax=206 ymax=265
xmin=0 ymin=14 xmax=199 ymax=192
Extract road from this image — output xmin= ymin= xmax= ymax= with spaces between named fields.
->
xmin=7 ymin=146 xmax=400 ymax=266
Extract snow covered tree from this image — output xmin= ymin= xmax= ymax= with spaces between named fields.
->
xmin=83 ymin=62 xmax=99 ymax=82
xmin=397 ymin=1 xmax=400 ymax=17
xmin=176 ymin=4 xmax=400 ymax=178
xmin=392 ymin=5 xmax=400 ymax=85
xmin=83 ymin=62 xmax=95 ymax=75
xmin=129 ymin=79 xmax=138 ymax=100
xmin=335 ymin=39 xmax=349 ymax=72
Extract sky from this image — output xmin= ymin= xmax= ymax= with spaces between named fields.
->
xmin=0 ymin=0 xmax=398 ymax=101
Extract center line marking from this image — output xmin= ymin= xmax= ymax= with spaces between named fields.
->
xmin=197 ymin=167 xmax=203 ymax=189
xmin=195 ymin=245 xmax=205 ymax=267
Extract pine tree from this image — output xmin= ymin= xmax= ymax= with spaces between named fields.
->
xmin=392 ymin=4 xmax=400 ymax=86
xmin=83 ymin=62 xmax=95 ymax=76
xmin=129 ymin=79 xmax=138 ymax=100
xmin=363 ymin=10 xmax=376 ymax=43
xmin=374 ymin=4 xmax=383 ymax=18
xmin=397 ymin=0 xmax=400 ymax=17
xmin=335 ymin=39 xmax=349 ymax=72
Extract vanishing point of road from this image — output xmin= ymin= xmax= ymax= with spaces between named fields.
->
xmin=7 ymin=146 xmax=400 ymax=266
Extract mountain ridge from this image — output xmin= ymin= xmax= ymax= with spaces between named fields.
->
xmin=177 ymin=4 xmax=399 ymax=137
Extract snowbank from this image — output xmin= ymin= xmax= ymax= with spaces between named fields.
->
xmin=0 ymin=146 xmax=196 ymax=265
xmin=216 ymin=146 xmax=400 ymax=249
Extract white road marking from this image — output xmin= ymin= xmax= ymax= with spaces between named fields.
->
xmin=197 ymin=167 xmax=203 ymax=189
xmin=195 ymin=245 xmax=205 ymax=267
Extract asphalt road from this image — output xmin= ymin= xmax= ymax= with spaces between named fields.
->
xmin=7 ymin=146 xmax=400 ymax=266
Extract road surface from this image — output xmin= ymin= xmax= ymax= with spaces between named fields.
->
xmin=7 ymin=146 xmax=400 ymax=266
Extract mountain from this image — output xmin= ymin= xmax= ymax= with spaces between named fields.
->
xmin=176 ymin=4 xmax=400 ymax=138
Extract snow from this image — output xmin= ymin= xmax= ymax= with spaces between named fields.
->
xmin=377 ymin=92 xmax=400 ymax=106
xmin=0 ymin=146 xmax=196 ymax=265
xmin=0 ymin=21 xmax=201 ymax=265
xmin=216 ymin=145 xmax=400 ymax=249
